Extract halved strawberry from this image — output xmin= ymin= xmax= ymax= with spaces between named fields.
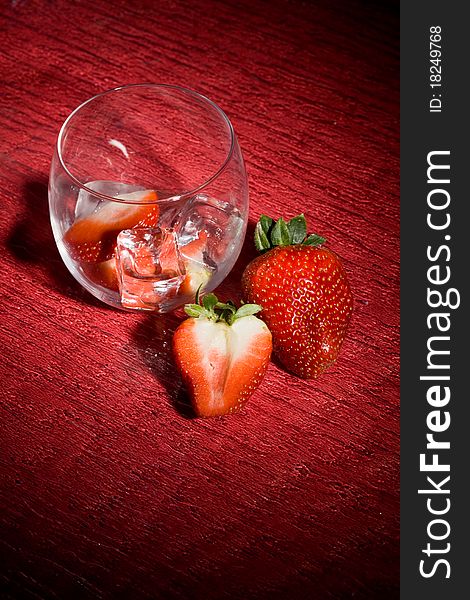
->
xmin=173 ymin=292 xmax=272 ymax=417
xmin=64 ymin=190 xmax=159 ymax=263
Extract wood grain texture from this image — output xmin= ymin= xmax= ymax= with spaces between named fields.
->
xmin=0 ymin=0 xmax=399 ymax=598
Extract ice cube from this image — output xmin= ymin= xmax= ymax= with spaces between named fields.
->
xmin=116 ymin=227 xmax=185 ymax=311
xmin=175 ymin=195 xmax=244 ymax=263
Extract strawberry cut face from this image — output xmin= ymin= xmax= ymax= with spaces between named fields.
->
xmin=172 ymin=294 xmax=272 ymax=417
xmin=63 ymin=190 xmax=159 ymax=263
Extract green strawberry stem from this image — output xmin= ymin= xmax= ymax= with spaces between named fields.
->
xmin=254 ymin=213 xmax=326 ymax=252
xmin=185 ymin=289 xmax=262 ymax=326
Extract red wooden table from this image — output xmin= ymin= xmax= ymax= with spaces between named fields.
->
xmin=0 ymin=1 xmax=399 ymax=598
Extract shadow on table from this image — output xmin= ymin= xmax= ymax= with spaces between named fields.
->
xmin=6 ymin=178 xmax=110 ymax=309
xmin=130 ymin=218 xmax=259 ymax=418
xmin=131 ymin=312 xmax=197 ymax=419
xmin=212 ymin=217 xmax=258 ymax=302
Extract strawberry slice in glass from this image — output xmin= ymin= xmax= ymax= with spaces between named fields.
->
xmin=179 ymin=231 xmax=215 ymax=297
xmin=63 ymin=190 xmax=159 ymax=263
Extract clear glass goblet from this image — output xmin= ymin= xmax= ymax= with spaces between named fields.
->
xmin=49 ymin=84 xmax=249 ymax=312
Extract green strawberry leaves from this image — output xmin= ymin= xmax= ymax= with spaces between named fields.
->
xmin=233 ymin=303 xmax=262 ymax=320
xmin=185 ymin=289 xmax=262 ymax=325
xmin=254 ymin=213 xmax=326 ymax=252
xmin=184 ymin=304 xmax=206 ymax=318
xmin=254 ymin=215 xmax=274 ymax=251
xmin=287 ymin=215 xmax=307 ymax=244
xmin=271 ymin=218 xmax=291 ymax=246
xmin=303 ymin=233 xmax=326 ymax=246
xmin=202 ymin=293 xmax=218 ymax=311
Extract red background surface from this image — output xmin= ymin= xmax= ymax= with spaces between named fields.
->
xmin=0 ymin=1 xmax=399 ymax=598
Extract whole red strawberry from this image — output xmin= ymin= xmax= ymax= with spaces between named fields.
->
xmin=241 ymin=214 xmax=353 ymax=379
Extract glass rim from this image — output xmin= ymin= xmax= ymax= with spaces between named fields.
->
xmin=56 ymin=83 xmax=236 ymax=204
